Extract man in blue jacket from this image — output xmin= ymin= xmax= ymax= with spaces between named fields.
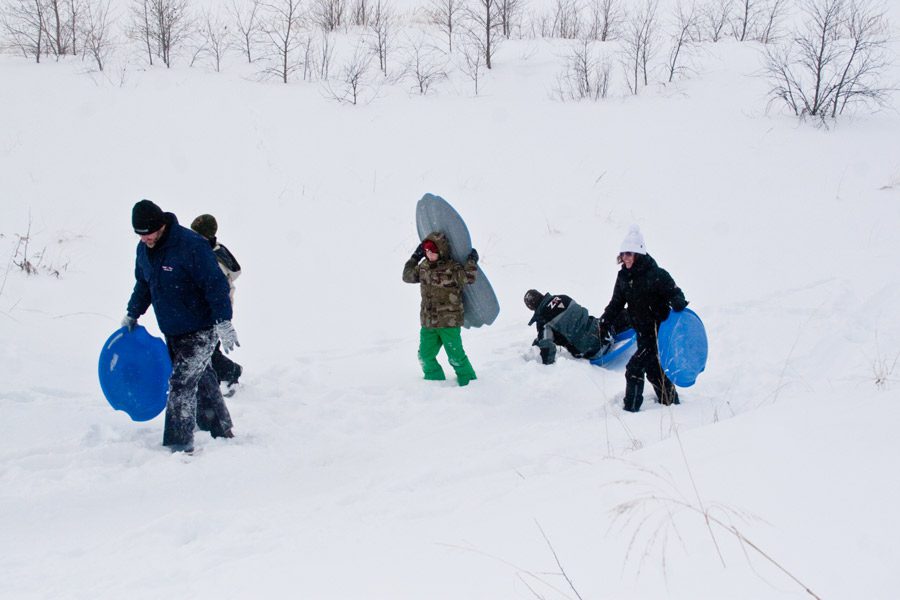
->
xmin=122 ymin=199 xmax=240 ymax=453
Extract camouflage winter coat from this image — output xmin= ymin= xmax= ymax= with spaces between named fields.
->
xmin=402 ymin=232 xmax=477 ymax=328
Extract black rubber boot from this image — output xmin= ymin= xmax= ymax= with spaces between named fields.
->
xmin=623 ymin=378 xmax=644 ymax=413
xmin=652 ymin=380 xmax=679 ymax=406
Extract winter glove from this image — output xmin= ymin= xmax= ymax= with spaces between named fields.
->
xmin=598 ymin=323 xmax=611 ymax=343
xmin=411 ymin=243 xmax=425 ymax=262
xmin=121 ymin=315 xmax=137 ymax=332
xmin=467 ymin=248 xmax=479 ymax=263
xmin=215 ymin=320 xmax=240 ymax=354
xmin=671 ymin=298 xmax=688 ymax=312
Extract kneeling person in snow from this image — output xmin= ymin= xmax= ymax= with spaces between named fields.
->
xmin=402 ymin=233 xmax=478 ymax=386
xmin=122 ymin=199 xmax=239 ymax=452
xmin=523 ymin=289 xmax=630 ymax=365
xmin=597 ymin=225 xmax=688 ymax=412
xmin=191 ymin=213 xmax=243 ymax=397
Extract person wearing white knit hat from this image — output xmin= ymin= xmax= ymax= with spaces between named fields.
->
xmin=598 ymin=225 xmax=688 ymax=412
xmin=619 ymin=224 xmax=647 ymax=255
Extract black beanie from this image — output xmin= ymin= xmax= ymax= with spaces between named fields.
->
xmin=524 ymin=289 xmax=544 ymax=311
xmin=132 ymin=199 xmax=165 ymax=234
xmin=190 ymin=214 xmax=218 ymax=240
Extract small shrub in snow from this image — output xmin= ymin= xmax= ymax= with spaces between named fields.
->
xmin=554 ymin=38 xmax=611 ymax=101
xmin=4 ymin=221 xmax=69 ymax=282
xmin=325 ymin=43 xmax=373 ymax=104
xmin=764 ymin=0 xmax=892 ymax=120
xmin=401 ymin=34 xmax=447 ymax=95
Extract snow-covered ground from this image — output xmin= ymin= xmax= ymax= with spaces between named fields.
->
xmin=2 ymin=7 xmax=900 ymax=597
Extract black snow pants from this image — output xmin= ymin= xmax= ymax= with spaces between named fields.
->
xmin=163 ymin=327 xmax=233 ymax=450
xmin=624 ymin=328 xmax=678 ymax=411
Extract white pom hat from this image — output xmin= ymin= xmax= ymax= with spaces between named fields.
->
xmin=619 ymin=224 xmax=647 ymax=254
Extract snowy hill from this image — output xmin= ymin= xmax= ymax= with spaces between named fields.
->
xmin=2 ymin=3 xmax=900 ymax=597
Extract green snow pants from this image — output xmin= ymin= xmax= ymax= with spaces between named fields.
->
xmin=418 ymin=327 xmax=477 ymax=386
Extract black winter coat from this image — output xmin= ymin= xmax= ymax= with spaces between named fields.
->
xmin=599 ymin=254 xmax=687 ymax=340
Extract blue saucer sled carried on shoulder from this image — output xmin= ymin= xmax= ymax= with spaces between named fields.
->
xmin=658 ymin=308 xmax=707 ymax=387
xmin=98 ymin=325 xmax=172 ymax=421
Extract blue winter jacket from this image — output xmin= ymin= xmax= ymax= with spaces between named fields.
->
xmin=127 ymin=213 xmax=232 ymax=336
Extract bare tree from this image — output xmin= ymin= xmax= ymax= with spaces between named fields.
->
xmin=830 ymin=0 xmax=890 ymax=116
xmin=368 ymin=0 xmax=395 ymax=76
xmin=765 ymin=0 xmax=891 ymax=119
xmin=68 ymin=0 xmax=80 ymax=53
xmin=528 ymin=9 xmax=552 ymax=38
xmin=260 ymin=0 xmax=303 ymax=82
xmin=666 ymin=1 xmax=697 ymax=83
xmin=587 ymin=0 xmax=623 ymax=41
xmin=43 ymin=0 xmax=74 ymax=57
xmin=621 ymin=0 xmax=659 ymax=94
xmin=349 ymin=0 xmax=368 ymax=25
xmin=496 ymin=0 xmax=521 ymax=38
xmin=151 ymin=0 xmax=192 ymax=67
xmin=130 ymin=0 xmax=154 ymax=65
xmin=548 ymin=0 xmax=581 ymax=39
xmin=554 ymin=38 xmax=611 ymax=100
xmin=80 ymin=0 xmax=113 ymax=70
xmin=310 ymin=0 xmax=343 ymax=31
xmin=326 ymin=42 xmax=371 ymax=103
xmin=130 ymin=0 xmax=191 ymax=68
xmin=314 ymin=29 xmax=332 ymax=78
xmin=638 ymin=0 xmax=659 ymax=86
xmin=230 ymin=0 xmax=261 ymax=63
xmin=195 ymin=7 xmax=231 ymax=71
xmin=757 ymin=0 xmax=788 ymax=43
xmin=701 ymin=0 xmax=731 ymax=41
xmin=731 ymin=0 xmax=760 ymax=41
xmin=402 ymin=33 xmax=447 ymax=94
xmin=458 ymin=30 xmax=484 ymax=93
xmin=465 ymin=0 xmax=503 ymax=69
xmin=428 ymin=0 xmax=461 ymax=52
xmin=2 ymin=0 xmax=47 ymax=62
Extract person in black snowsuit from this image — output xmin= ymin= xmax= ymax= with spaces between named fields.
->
xmin=598 ymin=225 xmax=688 ymax=412
xmin=524 ymin=290 xmax=630 ymax=365
xmin=191 ymin=214 xmax=243 ymax=396
xmin=122 ymin=200 xmax=240 ymax=453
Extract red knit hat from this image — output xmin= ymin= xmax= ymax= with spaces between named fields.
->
xmin=422 ymin=239 xmax=438 ymax=254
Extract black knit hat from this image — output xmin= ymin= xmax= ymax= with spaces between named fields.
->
xmin=524 ymin=289 xmax=544 ymax=311
xmin=132 ymin=199 xmax=165 ymax=234
xmin=191 ymin=214 xmax=218 ymax=240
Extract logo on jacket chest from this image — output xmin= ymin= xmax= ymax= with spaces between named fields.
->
xmin=162 ymin=265 xmax=174 ymax=272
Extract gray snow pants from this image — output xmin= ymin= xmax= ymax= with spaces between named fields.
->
xmin=163 ymin=327 xmax=233 ymax=450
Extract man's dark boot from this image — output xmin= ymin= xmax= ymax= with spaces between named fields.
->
xmin=623 ymin=378 xmax=644 ymax=413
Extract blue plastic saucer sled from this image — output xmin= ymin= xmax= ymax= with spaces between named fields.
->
xmin=590 ymin=329 xmax=637 ymax=368
xmin=98 ymin=326 xmax=172 ymax=421
xmin=657 ymin=308 xmax=708 ymax=387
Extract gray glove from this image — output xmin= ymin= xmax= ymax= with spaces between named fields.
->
xmin=121 ymin=315 xmax=137 ymax=332
xmin=216 ymin=320 xmax=240 ymax=354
